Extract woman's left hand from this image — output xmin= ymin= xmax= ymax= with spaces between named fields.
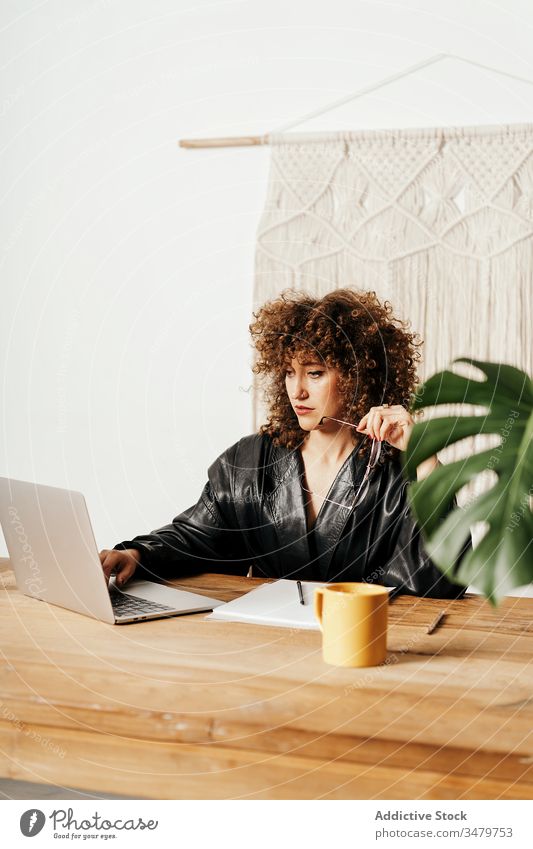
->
xmin=356 ymin=405 xmax=414 ymax=452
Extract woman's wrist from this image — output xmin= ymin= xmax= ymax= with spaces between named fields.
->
xmin=416 ymin=455 xmax=441 ymax=481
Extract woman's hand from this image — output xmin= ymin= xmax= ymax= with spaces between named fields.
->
xmin=356 ymin=405 xmax=440 ymax=479
xmin=356 ymin=404 xmax=414 ymax=451
xmin=99 ymin=548 xmax=141 ymax=587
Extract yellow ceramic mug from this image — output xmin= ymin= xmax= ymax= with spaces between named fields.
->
xmin=314 ymin=583 xmax=388 ymax=667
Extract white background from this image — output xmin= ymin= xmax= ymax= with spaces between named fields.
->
xmin=3 ymin=799 xmax=531 ymax=847
xmin=1 ymin=0 xmax=532 ymax=555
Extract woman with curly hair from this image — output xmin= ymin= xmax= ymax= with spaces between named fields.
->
xmin=100 ymin=288 xmax=469 ymax=598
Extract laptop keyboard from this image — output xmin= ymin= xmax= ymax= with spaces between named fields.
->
xmin=109 ymin=585 xmax=175 ymax=618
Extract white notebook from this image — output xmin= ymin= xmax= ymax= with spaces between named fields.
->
xmin=207 ymin=579 xmax=324 ymax=629
xmin=208 ymin=580 xmax=396 ymax=630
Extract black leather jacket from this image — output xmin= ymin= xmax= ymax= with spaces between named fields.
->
xmin=115 ymin=432 xmax=469 ymax=598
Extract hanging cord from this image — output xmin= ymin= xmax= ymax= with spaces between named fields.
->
xmin=269 ymin=52 xmax=533 ymax=136
xmin=179 ymin=53 xmax=533 ymax=148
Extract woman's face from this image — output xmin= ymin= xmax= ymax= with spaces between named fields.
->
xmin=284 ymin=357 xmax=345 ymax=431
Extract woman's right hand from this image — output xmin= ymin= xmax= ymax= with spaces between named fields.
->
xmin=99 ymin=548 xmax=141 ymax=587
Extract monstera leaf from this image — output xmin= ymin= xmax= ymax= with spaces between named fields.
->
xmin=403 ymin=358 xmax=533 ymax=606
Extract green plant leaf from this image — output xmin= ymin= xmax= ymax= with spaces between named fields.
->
xmin=402 ymin=358 xmax=533 ymax=606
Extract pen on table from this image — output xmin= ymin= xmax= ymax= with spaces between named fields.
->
xmin=297 ymin=580 xmax=305 ymax=605
xmin=426 ymin=609 xmax=447 ymax=634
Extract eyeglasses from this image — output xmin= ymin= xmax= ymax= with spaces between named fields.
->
xmin=300 ymin=415 xmax=382 ymax=510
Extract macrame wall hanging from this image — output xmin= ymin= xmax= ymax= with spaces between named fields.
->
xmin=180 ymin=54 xmax=533 ymax=516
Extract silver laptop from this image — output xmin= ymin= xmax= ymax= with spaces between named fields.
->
xmin=0 ymin=477 xmax=224 ymax=624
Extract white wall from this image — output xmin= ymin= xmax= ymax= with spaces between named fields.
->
xmin=1 ymin=0 xmax=532 ymax=553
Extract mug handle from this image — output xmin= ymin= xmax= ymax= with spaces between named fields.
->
xmin=314 ymin=587 xmax=325 ymax=631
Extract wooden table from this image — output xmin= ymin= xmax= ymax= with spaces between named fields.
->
xmin=1 ymin=567 xmax=533 ymax=800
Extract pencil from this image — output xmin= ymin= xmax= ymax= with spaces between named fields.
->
xmin=426 ymin=610 xmax=446 ymax=634
xmin=297 ymin=580 xmax=305 ymax=605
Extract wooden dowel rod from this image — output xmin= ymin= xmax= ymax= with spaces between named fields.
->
xmin=179 ymin=134 xmax=267 ymax=149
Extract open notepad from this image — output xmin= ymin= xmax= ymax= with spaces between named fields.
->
xmin=207 ymin=579 xmax=396 ymax=630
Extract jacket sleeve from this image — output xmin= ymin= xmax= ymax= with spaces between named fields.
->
xmin=380 ymin=462 xmax=471 ymax=599
xmin=113 ymin=446 xmax=251 ymax=581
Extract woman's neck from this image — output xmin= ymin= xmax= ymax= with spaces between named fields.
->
xmin=301 ymin=427 xmax=357 ymax=466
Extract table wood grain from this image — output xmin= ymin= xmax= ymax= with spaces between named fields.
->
xmin=1 ymin=568 xmax=532 ymax=799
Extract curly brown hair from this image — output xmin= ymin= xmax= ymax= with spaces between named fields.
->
xmin=249 ymin=288 xmax=423 ymax=461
